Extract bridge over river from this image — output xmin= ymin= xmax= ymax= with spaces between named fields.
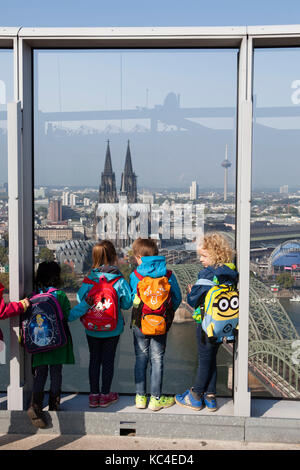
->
xmin=169 ymin=263 xmax=300 ymax=399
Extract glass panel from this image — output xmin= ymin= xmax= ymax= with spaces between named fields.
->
xmin=251 ymin=48 xmax=300 ymax=399
xmin=0 ymin=49 xmax=14 ymax=391
xmin=34 ymin=49 xmax=237 ymax=395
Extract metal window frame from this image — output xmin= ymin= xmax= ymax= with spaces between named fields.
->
xmin=4 ymin=25 xmax=300 ymax=415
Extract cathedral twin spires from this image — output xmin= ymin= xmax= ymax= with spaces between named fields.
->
xmin=99 ymin=140 xmax=137 ymax=204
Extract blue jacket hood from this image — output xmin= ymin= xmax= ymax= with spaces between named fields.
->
xmin=88 ymin=266 xmax=123 ymax=282
xmin=136 ymin=256 xmax=167 ymax=278
xmin=209 ymin=263 xmax=238 ymax=285
xmin=187 ymin=263 xmax=238 ymax=309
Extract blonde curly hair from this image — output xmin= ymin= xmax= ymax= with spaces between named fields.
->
xmin=198 ymin=232 xmax=235 ymax=266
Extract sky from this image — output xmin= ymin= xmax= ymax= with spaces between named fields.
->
xmin=1 ymin=1 xmax=300 ymax=190
xmin=1 ymin=0 xmax=300 ymax=28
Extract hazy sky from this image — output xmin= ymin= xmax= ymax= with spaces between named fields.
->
xmin=1 ymin=0 xmax=300 ymax=28
xmin=34 ymin=49 xmax=237 ymax=189
xmin=1 ymin=1 xmax=300 ymax=189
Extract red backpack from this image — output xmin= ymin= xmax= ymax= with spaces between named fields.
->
xmin=80 ymin=275 xmax=122 ymax=332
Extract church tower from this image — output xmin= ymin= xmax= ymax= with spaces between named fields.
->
xmin=99 ymin=140 xmax=118 ymax=203
xmin=120 ymin=140 xmax=137 ymax=203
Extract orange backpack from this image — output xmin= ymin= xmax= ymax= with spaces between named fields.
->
xmin=131 ymin=270 xmax=173 ymax=335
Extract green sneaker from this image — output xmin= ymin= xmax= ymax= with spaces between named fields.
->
xmin=148 ymin=395 xmax=175 ymax=412
xmin=135 ymin=394 xmax=147 ymax=409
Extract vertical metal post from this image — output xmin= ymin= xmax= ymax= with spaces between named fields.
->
xmin=234 ymin=35 xmax=253 ymax=416
xmin=7 ymin=101 xmax=23 ymax=410
xmin=18 ymin=38 xmax=34 ymax=408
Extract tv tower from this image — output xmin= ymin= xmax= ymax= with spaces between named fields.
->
xmin=221 ymin=144 xmax=231 ymax=202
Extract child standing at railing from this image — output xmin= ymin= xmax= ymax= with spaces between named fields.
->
xmin=68 ymin=241 xmax=132 ymax=408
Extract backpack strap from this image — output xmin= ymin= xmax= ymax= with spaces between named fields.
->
xmin=83 ymin=276 xmax=122 ymax=286
xmin=109 ymin=276 xmax=122 ymax=286
xmin=135 ymin=270 xmax=172 ymax=280
xmin=83 ymin=277 xmax=97 ymax=286
xmin=46 ymin=288 xmax=58 ymax=295
xmin=134 ymin=270 xmax=144 ymax=281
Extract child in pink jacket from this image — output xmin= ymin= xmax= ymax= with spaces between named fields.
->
xmin=0 ymin=282 xmax=30 ymax=341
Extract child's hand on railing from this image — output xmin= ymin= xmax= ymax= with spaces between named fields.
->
xmin=186 ymin=284 xmax=192 ymax=294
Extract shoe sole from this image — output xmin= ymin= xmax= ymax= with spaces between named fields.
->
xmin=205 ymin=406 xmax=217 ymax=412
xmin=148 ymin=402 xmax=175 ymax=412
xmin=99 ymin=398 xmax=119 ymax=408
xmin=27 ymin=409 xmax=47 ymax=428
xmin=175 ymin=397 xmax=204 ymax=411
xmin=135 ymin=403 xmax=147 ymax=409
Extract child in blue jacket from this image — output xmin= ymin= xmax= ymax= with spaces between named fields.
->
xmin=175 ymin=232 xmax=238 ymax=412
xmin=68 ymin=240 xmax=132 ymax=408
xmin=130 ymin=238 xmax=182 ymax=412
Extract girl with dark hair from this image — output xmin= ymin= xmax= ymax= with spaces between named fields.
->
xmin=68 ymin=241 xmax=132 ymax=408
xmin=27 ymin=261 xmax=90 ymax=428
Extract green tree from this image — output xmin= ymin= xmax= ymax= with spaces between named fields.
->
xmin=118 ymin=263 xmax=134 ymax=282
xmin=38 ymin=247 xmax=55 ymax=262
xmin=0 ymin=273 xmax=9 ymax=290
xmin=0 ymin=246 xmax=8 ymax=266
xmin=276 ymin=272 xmax=295 ymax=289
xmin=60 ymin=263 xmax=80 ymax=291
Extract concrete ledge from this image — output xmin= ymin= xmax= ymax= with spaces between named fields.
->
xmin=245 ymin=417 xmax=300 ymax=444
xmin=0 ymin=395 xmax=300 ymax=443
xmin=0 ymin=410 xmax=246 ymax=441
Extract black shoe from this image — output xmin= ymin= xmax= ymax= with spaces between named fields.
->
xmin=48 ymin=393 xmax=61 ymax=411
xmin=27 ymin=392 xmax=47 ymax=428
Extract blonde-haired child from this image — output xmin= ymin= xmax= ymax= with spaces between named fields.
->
xmin=175 ymin=232 xmax=238 ymax=412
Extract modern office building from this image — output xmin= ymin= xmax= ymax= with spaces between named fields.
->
xmin=189 ymin=181 xmax=198 ymax=200
xmin=48 ymin=198 xmax=62 ymax=222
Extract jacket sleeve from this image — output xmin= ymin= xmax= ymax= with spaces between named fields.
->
xmin=76 ymin=282 xmax=92 ymax=303
xmin=68 ymin=283 xmax=92 ymax=322
xmin=115 ymin=278 xmax=133 ymax=310
xmin=55 ymin=290 xmax=85 ymax=323
xmin=68 ymin=299 xmax=91 ymax=322
xmin=187 ymin=267 xmax=215 ymax=308
xmin=169 ymin=273 xmax=182 ymax=311
xmin=0 ymin=283 xmax=26 ymax=319
xmin=129 ymin=271 xmax=139 ymax=302
xmin=0 ymin=299 xmax=25 ymax=319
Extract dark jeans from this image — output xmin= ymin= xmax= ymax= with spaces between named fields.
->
xmin=33 ymin=364 xmax=63 ymax=395
xmin=133 ymin=326 xmax=167 ymax=398
xmin=86 ymin=334 xmax=120 ymax=395
xmin=193 ymin=325 xmax=220 ymax=396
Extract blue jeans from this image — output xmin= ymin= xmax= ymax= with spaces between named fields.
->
xmin=133 ymin=327 xmax=167 ymax=398
xmin=193 ymin=325 xmax=220 ymax=395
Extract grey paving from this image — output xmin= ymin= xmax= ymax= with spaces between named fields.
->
xmin=0 ymin=393 xmax=300 ymax=444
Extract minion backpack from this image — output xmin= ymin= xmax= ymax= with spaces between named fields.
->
xmin=202 ymin=283 xmax=239 ymax=342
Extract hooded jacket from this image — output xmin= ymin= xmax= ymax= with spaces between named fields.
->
xmin=187 ymin=263 xmax=238 ymax=309
xmin=129 ymin=256 xmax=182 ymax=312
xmin=68 ymin=266 xmax=133 ymax=338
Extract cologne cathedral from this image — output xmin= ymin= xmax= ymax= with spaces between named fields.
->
xmin=99 ymin=140 xmax=137 ymax=204
xmin=95 ymin=140 xmax=137 ymax=244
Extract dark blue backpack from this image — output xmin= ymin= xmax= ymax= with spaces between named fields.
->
xmin=21 ymin=289 xmax=67 ymax=354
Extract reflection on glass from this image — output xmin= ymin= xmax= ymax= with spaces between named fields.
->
xmin=34 ymin=49 xmax=237 ymax=394
xmin=0 ymin=50 xmax=13 ymax=390
xmin=251 ymin=48 xmax=300 ymax=399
